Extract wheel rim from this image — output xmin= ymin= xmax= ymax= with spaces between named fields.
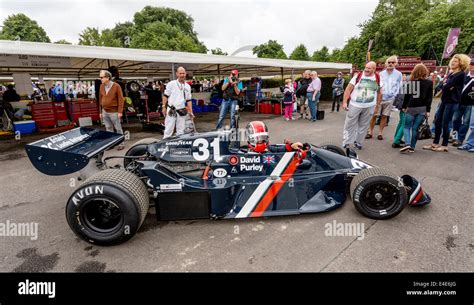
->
xmin=359 ymin=182 xmax=399 ymax=212
xmin=82 ymin=198 xmax=123 ymax=233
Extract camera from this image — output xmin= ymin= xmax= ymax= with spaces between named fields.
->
xmin=231 ymin=77 xmax=238 ymax=82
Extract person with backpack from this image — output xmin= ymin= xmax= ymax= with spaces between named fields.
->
xmin=216 ymin=70 xmax=242 ymax=129
xmin=341 ymin=61 xmax=382 ymax=150
xmin=399 ymin=64 xmax=433 ymax=153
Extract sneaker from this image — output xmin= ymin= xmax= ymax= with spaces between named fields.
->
xmin=285 ymin=118 xmax=290 ymax=121
xmin=354 ymin=142 xmax=362 ymax=150
xmin=400 ymin=146 xmax=411 ymax=153
xmin=458 ymin=144 xmax=473 ymax=150
xmin=392 ymin=143 xmax=405 ymax=148
xmin=452 ymin=140 xmax=462 ymax=147
xmin=408 ymin=147 xmax=415 ymax=153
xmin=468 ymin=147 xmax=474 ymax=153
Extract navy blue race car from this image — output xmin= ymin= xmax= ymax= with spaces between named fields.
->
xmin=26 ymin=126 xmax=430 ymax=245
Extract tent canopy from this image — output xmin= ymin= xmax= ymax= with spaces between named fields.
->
xmin=0 ymin=40 xmax=352 ymax=79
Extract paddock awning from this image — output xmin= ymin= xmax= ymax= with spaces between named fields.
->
xmin=0 ymin=40 xmax=352 ymax=79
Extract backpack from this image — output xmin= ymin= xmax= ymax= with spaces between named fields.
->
xmin=348 ymin=72 xmax=381 ymax=103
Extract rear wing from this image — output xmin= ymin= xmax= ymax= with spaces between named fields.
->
xmin=26 ymin=127 xmax=124 ymax=176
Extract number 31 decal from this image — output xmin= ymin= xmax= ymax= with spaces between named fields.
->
xmin=192 ymin=138 xmax=221 ymax=162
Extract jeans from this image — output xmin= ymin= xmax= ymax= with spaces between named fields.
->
xmin=393 ymin=111 xmax=405 ymax=144
xmin=431 ymin=103 xmax=452 ymax=134
xmin=332 ymin=91 xmax=342 ymax=112
xmin=434 ymin=102 xmax=459 ymax=146
xmin=216 ymin=99 xmax=237 ymax=129
xmin=403 ymin=113 xmax=425 ymax=149
xmin=465 ymin=108 xmax=474 ymax=147
xmin=307 ymin=91 xmax=320 ymax=121
xmin=452 ymin=105 xmax=472 ymax=143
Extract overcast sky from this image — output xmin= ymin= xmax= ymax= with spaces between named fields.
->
xmin=0 ymin=0 xmax=378 ymax=57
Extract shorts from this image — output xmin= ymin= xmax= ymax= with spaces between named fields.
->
xmin=298 ymin=95 xmax=307 ymax=106
xmin=378 ymin=100 xmax=394 ymax=116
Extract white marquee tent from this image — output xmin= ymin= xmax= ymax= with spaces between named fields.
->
xmin=0 ymin=40 xmax=352 ymax=79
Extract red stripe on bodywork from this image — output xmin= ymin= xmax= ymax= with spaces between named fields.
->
xmin=250 ymin=155 xmax=300 ymax=217
xmin=411 ymin=188 xmax=424 ymax=205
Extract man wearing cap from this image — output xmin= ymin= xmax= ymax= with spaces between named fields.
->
xmin=216 ymin=70 xmax=243 ymax=129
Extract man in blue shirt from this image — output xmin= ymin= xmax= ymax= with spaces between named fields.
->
xmin=216 ymin=69 xmax=243 ymax=129
xmin=366 ymin=56 xmax=402 ymax=140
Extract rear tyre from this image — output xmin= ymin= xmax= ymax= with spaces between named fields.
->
xmin=123 ymin=137 xmax=158 ymax=168
xmin=350 ymin=167 xmax=407 ymax=219
xmin=318 ymin=142 xmax=346 ymax=156
xmin=66 ymin=169 xmax=149 ymax=245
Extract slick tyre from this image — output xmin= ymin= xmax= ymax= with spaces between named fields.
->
xmin=318 ymin=142 xmax=346 ymax=156
xmin=350 ymin=167 xmax=407 ymax=220
xmin=123 ymin=137 xmax=158 ymax=168
xmin=66 ymin=169 xmax=149 ymax=246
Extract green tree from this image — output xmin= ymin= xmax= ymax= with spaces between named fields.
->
xmin=129 ymin=21 xmax=204 ymax=52
xmin=78 ymin=27 xmax=120 ymax=47
xmin=54 ymin=39 xmax=72 ymax=44
xmin=111 ymin=22 xmax=134 ymax=47
xmin=211 ymin=48 xmax=228 ymax=55
xmin=289 ymin=44 xmax=310 ymax=61
xmin=0 ymin=13 xmax=50 ymax=42
xmin=131 ymin=6 xmax=207 ymax=53
xmin=336 ymin=0 xmax=473 ymax=67
xmin=312 ymin=46 xmax=330 ymax=62
xmin=252 ymin=40 xmax=287 ymax=59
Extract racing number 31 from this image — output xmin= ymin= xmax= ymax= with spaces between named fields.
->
xmin=192 ymin=138 xmax=221 ymax=162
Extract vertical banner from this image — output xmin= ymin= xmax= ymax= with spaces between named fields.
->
xmin=442 ymin=28 xmax=461 ymax=59
xmin=366 ymin=39 xmax=374 ymax=63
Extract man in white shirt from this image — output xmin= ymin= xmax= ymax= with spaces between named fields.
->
xmin=366 ymin=55 xmax=402 ymax=140
xmin=341 ymin=61 xmax=383 ymax=149
xmin=162 ymin=66 xmax=194 ymax=139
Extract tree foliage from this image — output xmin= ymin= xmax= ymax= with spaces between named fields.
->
xmin=289 ymin=44 xmax=310 ymax=61
xmin=54 ymin=39 xmax=71 ymax=44
xmin=253 ymin=40 xmax=287 ymax=59
xmin=0 ymin=13 xmax=50 ymax=42
xmin=312 ymin=46 xmax=330 ymax=62
xmin=335 ymin=0 xmax=473 ymax=67
xmin=211 ymin=48 xmax=228 ymax=55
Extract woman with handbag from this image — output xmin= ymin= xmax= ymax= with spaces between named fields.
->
xmin=400 ymin=64 xmax=433 ymax=153
xmin=423 ymin=54 xmax=470 ymax=152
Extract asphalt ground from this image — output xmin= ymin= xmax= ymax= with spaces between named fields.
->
xmin=0 ymin=99 xmax=472 ymax=272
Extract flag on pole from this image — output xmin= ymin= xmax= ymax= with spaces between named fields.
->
xmin=442 ymin=28 xmax=461 ymax=59
xmin=366 ymin=39 xmax=374 ymax=63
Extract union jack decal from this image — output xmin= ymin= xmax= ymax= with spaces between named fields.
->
xmin=263 ymin=155 xmax=276 ymax=164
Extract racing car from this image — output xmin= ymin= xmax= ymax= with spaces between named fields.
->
xmin=25 ymin=127 xmax=430 ymax=245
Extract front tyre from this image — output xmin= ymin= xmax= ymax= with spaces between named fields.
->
xmin=66 ymin=169 xmax=149 ymax=245
xmin=350 ymin=167 xmax=407 ymax=219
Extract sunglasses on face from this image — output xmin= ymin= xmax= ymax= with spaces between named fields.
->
xmin=388 ymin=62 xmax=396 ymax=64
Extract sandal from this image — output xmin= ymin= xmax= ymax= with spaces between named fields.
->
xmin=377 ymin=135 xmax=383 ymax=140
xmin=432 ymin=146 xmax=448 ymax=152
xmin=423 ymin=144 xmax=438 ymax=150
xmin=365 ymin=134 xmax=373 ymax=139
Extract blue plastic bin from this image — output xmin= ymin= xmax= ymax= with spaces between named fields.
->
xmin=13 ymin=120 xmax=36 ymax=134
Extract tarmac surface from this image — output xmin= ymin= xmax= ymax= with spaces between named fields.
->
xmin=0 ymin=99 xmax=472 ymax=272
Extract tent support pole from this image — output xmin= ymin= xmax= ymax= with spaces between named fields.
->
xmin=171 ymin=63 xmax=175 ymax=80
